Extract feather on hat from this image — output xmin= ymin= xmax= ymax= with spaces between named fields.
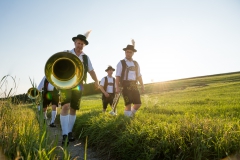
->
xmin=123 ymin=39 xmax=137 ymax=52
xmin=72 ymin=30 xmax=92 ymax=45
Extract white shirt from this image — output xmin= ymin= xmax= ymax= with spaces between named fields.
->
xmin=66 ymin=49 xmax=94 ymax=72
xmin=115 ymin=58 xmax=141 ymax=81
xmin=38 ymin=76 xmax=54 ymax=91
xmin=100 ymin=76 xmax=115 ymax=93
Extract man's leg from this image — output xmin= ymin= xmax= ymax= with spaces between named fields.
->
xmin=42 ymin=97 xmax=49 ymax=120
xmin=124 ymin=104 xmax=132 ymax=117
xmin=43 ymin=107 xmax=48 ymax=120
xmin=122 ymin=85 xmax=133 ymax=117
xmin=68 ymin=89 xmax=82 ymax=141
xmin=131 ymin=104 xmax=141 ymax=117
xmin=60 ymin=103 xmax=70 ymax=144
xmin=68 ymin=108 xmax=76 ymax=141
xmin=102 ymin=96 xmax=108 ymax=113
xmin=49 ymin=105 xmax=57 ymax=127
xmin=130 ymin=89 xmax=142 ymax=117
xmin=50 ymin=90 xmax=59 ymax=127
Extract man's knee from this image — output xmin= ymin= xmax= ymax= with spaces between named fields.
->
xmin=61 ymin=103 xmax=70 ymax=115
xmin=70 ymin=108 xmax=76 ymax=115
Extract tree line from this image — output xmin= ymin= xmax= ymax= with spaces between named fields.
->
xmin=0 ymin=82 xmax=101 ymax=104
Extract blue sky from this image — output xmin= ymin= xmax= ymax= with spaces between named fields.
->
xmin=0 ymin=0 xmax=240 ymax=96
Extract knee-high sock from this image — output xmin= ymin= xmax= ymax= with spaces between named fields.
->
xmin=51 ymin=111 xmax=57 ymax=123
xmin=43 ymin=111 xmax=47 ymax=119
xmin=124 ymin=111 xmax=132 ymax=117
xmin=68 ymin=115 xmax=76 ymax=133
xmin=60 ymin=115 xmax=69 ymax=135
xmin=131 ymin=107 xmax=137 ymax=114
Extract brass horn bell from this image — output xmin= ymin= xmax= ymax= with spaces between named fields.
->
xmin=27 ymin=87 xmax=40 ymax=99
xmin=44 ymin=52 xmax=84 ymax=90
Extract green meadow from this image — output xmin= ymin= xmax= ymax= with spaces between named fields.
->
xmin=1 ymin=72 xmax=240 ymax=160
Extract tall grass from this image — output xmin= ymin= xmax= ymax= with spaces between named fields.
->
xmin=1 ymin=72 xmax=240 ymax=159
xmin=0 ymin=75 xmax=70 ymax=160
xmin=72 ymin=72 xmax=240 ymax=160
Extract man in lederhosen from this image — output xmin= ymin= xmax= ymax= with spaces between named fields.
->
xmin=115 ymin=39 xmax=144 ymax=117
xmin=99 ymin=66 xmax=115 ymax=113
xmin=37 ymin=76 xmax=59 ymax=127
xmin=60 ymin=31 xmax=99 ymax=145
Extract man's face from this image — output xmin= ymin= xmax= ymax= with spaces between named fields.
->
xmin=107 ymin=69 xmax=114 ymax=75
xmin=125 ymin=50 xmax=134 ymax=59
xmin=74 ymin=39 xmax=85 ymax=51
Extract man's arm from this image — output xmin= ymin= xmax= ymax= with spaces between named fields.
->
xmin=115 ymin=76 xmax=121 ymax=93
xmin=99 ymin=85 xmax=109 ymax=97
xmin=37 ymin=77 xmax=45 ymax=91
xmin=89 ymin=70 xmax=99 ymax=89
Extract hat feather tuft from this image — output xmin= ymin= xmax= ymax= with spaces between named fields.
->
xmin=84 ymin=30 xmax=92 ymax=39
xmin=131 ymin=39 xmax=135 ymax=47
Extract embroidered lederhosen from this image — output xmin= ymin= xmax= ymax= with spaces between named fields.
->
xmin=42 ymin=78 xmax=58 ymax=108
xmin=69 ymin=54 xmax=88 ymax=110
xmin=102 ymin=76 xmax=115 ymax=109
xmin=120 ymin=59 xmax=141 ymax=105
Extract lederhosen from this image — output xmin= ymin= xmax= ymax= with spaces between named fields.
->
xmin=60 ymin=54 xmax=88 ymax=110
xmin=102 ymin=76 xmax=115 ymax=109
xmin=42 ymin=78 xmax=59 ymax=108
xmin=120 ymin=59 xmax=141 ymax=106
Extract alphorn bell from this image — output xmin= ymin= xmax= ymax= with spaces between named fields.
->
xmin=27 ymin=87 xmax=40 ymax=99
xmin=44 ymin=52 xmax=84 ymax=107
xmin=44 ymin=52 xmax=84 ymax=90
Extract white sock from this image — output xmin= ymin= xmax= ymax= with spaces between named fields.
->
xmin=124 ymin=111 xmax=132 ymax=117
xmin=68 ymin=115 xmax=76 ymax=133
xmin=51 ymin=111 xmax=57 ymax=123
xmin=60 ymin=115 xmax=69 ymax=135
xmin=131 ymin=107 xmax=137 ymax=114
xmin=37 ymin=105 xmax=40 ymax=111
xmin=43 ymin=111 xmax=47 ymax=119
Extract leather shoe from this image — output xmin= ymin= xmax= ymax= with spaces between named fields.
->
xmin=49 ymin=123 xmax=56 ymax=127
xmin=68 ymin=132 xmax=75 ymax=142
xmin=62 ymin=135 xmax=69 ymax=145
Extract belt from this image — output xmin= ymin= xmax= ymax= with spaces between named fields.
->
xmin=123 ymin=80 xmax=137 ymax=83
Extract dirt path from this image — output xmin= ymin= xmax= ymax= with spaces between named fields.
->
xmin=47 ymin=121 xmax=99 ymax=160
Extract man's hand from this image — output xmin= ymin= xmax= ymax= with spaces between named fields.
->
xmin=141 ymin=85 xmax=145 ymax=94
xmin=115 ymin=86 xmax=120 ymax=94
xmin=94 ymin=81 xmax=99 ymax=90
xmin=104 ymin=92 xmax=110 ymax=97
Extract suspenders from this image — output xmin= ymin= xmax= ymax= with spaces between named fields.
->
xmin=120 ymin=59 xmax=139 ymax=83
xmin=103 ymin=76 xmax=115 ymax=94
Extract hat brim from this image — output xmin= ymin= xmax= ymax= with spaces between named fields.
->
xmin=123 ymin=48 xmax=137 ymax=52
xmin=72 ymin=37 xmax=89 ymax=45
xmin=105 ymin=68 xmax=115 ymax=72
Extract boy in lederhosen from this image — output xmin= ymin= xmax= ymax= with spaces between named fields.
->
xmin=99 ymin=66 xmax=115 ymax=113
xmin=115 ymin=39 xmax=145 ymax=117
xmin=38 ymin=76 xmax=59 ymax=127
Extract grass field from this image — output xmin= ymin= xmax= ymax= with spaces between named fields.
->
xmin=72 ymin=72 xmax=240 ymax=160
xmin=1 ymin=71 xmax=240 ymax=160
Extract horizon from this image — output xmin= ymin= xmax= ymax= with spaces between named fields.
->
xmin=1 ymin=70 xmax=239 ymax=97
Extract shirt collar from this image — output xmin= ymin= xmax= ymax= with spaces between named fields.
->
xmin=124 ymin=58 xmax=133 ymax=62
xmin=71 ymin=48 xmax=85 ymax=56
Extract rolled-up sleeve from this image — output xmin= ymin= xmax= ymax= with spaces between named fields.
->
xmin=115 ymin=61 xmax=122 ymax=77
xmin=37 ymin=77 xmax=45 ymax=91
xmin=100 ymin=77 xmax=105 ymax=86
xmin=137 ymin=63 xmax=142 ymax=77
xmin=87 ymin=57 xmax=94 ymax=72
